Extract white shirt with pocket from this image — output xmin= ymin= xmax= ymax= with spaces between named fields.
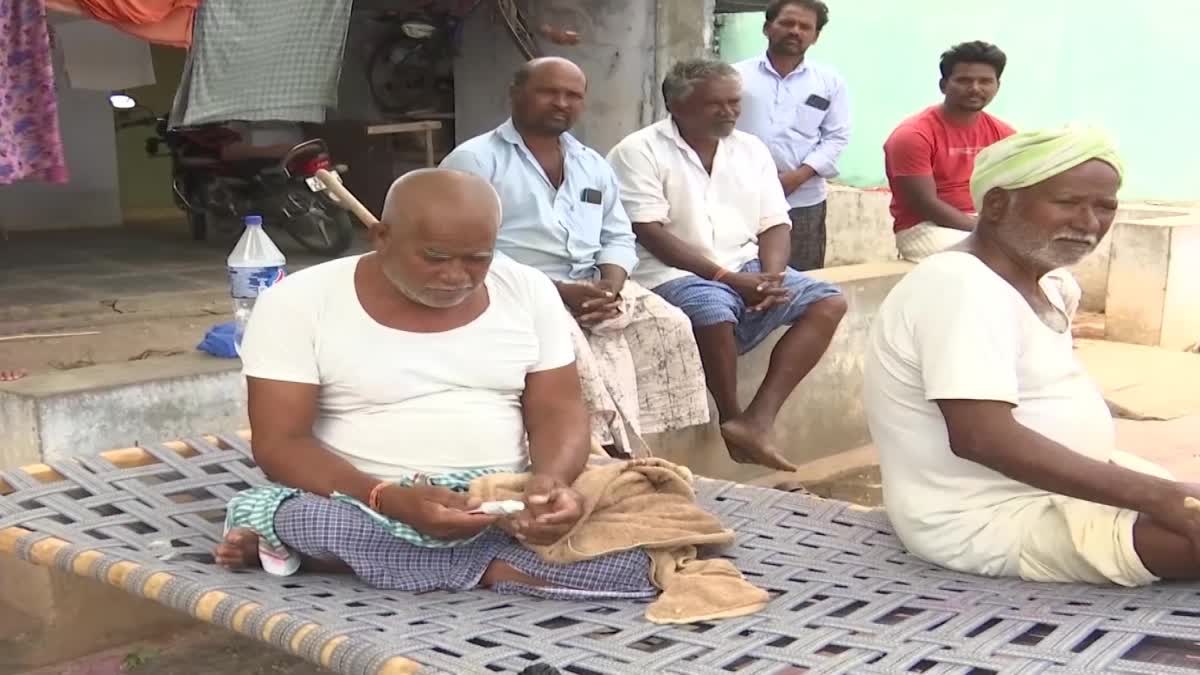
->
xmin=606 ymin=119 xmax=792 ymax=290
xmin=238 ymin=253 xmax=577 ymax=480
xmin=863 ymin=252 xmax=1113 ymax=576
xmin=734 ymin=55 xmax=851 ymax=209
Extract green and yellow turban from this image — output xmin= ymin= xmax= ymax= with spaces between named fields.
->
xmin=970 ymin=126 xmax=1124 ymax=212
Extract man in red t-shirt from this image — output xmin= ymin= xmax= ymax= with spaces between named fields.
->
xmin=883 ymin=41 xmax=1016 ymax=262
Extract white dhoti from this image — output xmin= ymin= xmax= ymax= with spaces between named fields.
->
xmin=895 ymin=222 xmax=972 ymax=262
xmin=568 ymin=281 xmax=710 ymax=455
xmin=1017 ymin=451 xmax=1170 ymax=587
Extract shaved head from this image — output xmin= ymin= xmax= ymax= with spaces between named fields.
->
xmin=374 ymin=169 xmax=501 ymax=308
xmin=381 ymin=168 xmax=501 ymax=238
xmin=510 ymin=57 xmax=587 ymax=136
xmin=512 ymin=56 xmax=587 ymax=89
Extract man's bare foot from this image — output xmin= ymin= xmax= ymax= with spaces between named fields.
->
xmin=720 ymin=418 xmax=798 ymax=472
xmin=0 ymin=369 xmax=27 ymax=382
xmin=214 ymin=528 xmax=350 ymax=574
xmin=214 ymin=528 xmax=261 ymax=569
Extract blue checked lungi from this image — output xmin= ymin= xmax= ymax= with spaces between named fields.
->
xmin=270 ymin=495 xmax=657 ymax=599
xmin=225 ymin=468 xmax=502 ymax=551
xmin=652 ymin=259 xmax=842 ymax=354
xmin=224 ymin=473 xmax=657 ymax=600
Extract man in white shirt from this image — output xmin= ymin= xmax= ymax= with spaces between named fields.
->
xmin=735 ymin=0 xmax=850 ymax=271
xmin=213 ymin=169 xmax=655 ymax=599
xmin=607 ymin=59 xmax=847 ymax=473
xmin=865 ymin=127 xmax=1200 ymax=586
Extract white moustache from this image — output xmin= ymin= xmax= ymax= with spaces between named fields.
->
xmin=1053 ymin=235 xmax=1098 ymax=247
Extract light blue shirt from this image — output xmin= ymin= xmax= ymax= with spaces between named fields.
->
xmin=734 ymin=55 xmax=851 ymax=208
xmin=439 ymin=119 xmax=637 ymax=282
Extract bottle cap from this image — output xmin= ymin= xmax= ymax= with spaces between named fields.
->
xmin=244 ymin=215 xmax=263 ymax=227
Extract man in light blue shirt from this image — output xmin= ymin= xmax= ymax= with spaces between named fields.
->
xmin=735 ymin=0 xmax=851 ymax=271
xmin=440 ymin=57 xmax=709 ymax=455
xmin=440 ymin=69 xmax=637 ymax=293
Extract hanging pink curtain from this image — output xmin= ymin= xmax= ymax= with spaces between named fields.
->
xmin=0 ymin=0 xmax=68 ymax=185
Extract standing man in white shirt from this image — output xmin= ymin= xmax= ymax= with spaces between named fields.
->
xmin=865 ymin=127 xmax=1200 ymax=586
xmin=608 ymin=59 xmax=847 ymax=472
xmin=734 ymin=0 xmax=850 ymax=271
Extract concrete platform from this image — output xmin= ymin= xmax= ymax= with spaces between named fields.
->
xmin=651 ymin=262 xmax=912 ymax=484
xmin=824 ymin=186 xmax=896 ymax=266
xmin=1076 ymin=339 xmax=1200 ymax=420
xmin=0 ymin=353 xmax=245 ymax=468
xmin=1104 ymin=208 xmax=1200 ymax=349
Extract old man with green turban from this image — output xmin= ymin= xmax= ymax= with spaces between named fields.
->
xmin=864 ymin=127 xmax=1200 ymax=586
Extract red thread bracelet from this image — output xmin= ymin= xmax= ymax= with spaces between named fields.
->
xmin=367 ymin=481 xmax=389 ymax=512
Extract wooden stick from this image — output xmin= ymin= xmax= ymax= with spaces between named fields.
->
xmin=314 ymin=169 xmax=378 ymax=227
xmin=0 ymin=331 xmax=100 ymax=343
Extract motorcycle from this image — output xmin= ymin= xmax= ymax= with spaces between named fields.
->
xmin=121 ymin=114 xmax=356 ymax=256
xmin=364 ymin=3 xmax=473 ymax=116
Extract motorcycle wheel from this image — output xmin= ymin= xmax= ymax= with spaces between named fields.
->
xmin=281 ymin=193 xmax=354 ymax=257
xmin=367 ymin=34 xmax=440 ymax=115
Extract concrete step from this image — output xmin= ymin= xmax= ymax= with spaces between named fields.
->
xmin=0 ymin=353 xmax=244 ymax=468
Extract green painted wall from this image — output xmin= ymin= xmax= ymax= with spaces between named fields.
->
xmin=717 ymin=2 xmax=1196 ymax=201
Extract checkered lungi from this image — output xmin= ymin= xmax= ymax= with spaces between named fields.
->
xmin=571 ymin=281 xmax=710 ymax=452
xmin=787 ymin=201 xmax=828 ymax=271
xmin=225 ymin=468 xmax=504 ymax=551
xmin=653 ymin=259 xmax=843 ymax=355
xmin=271 ymin=494 xmax=657 ymax=600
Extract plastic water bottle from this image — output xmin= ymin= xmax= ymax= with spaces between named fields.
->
xmin=227 ymin=215 xmax=287 ymax=351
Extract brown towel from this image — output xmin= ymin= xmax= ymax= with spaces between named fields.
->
xmin=470 ymin=457 xmax=770 ymax=624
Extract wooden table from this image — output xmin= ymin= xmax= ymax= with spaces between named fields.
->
xmin=366 ymin=120 xmax=444 ymax=169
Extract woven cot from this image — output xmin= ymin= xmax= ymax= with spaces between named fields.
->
xmin=3 ymin=434 xmax=1200 ymax=674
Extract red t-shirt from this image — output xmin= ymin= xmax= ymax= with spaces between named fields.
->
xmin=883 ymin=106 xmax=1016 ymax=232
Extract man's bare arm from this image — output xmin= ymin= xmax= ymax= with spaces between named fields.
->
xmin=938 ymin=399 xmax=1179 ymax=513
xmin=247 ymin=377 xmax=378 ymax=502
xmin=893 ymin=175 xmax=977 ymax=231
xmin=596 ymin=263 xmax=628 ymax=294
xmin=522 ymin=363 xmax=591 ymax=486
xmin=632 ymin=221 xmax=723 ymax=279
xmin=756 ymin=223 xmax=792 ymax=274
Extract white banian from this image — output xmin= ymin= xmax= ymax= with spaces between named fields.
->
xmin=238 ymin=253 xmax=576 ymax=481
xmin=863 ymin=252 xmax=1113 ymax=577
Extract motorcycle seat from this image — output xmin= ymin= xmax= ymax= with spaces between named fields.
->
xmin=177 ymin=155 xmax=281 ymax=175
